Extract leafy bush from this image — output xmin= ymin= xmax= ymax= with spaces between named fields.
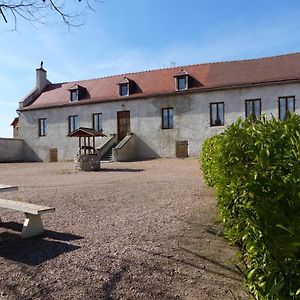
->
xmin=201 ymin=115 xmax=300 ymax=299
xmin=201 ymin=135 xmax=222 ymax=186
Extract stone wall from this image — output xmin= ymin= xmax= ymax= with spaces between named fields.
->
xmin=0 ymin=138 xmax=24 ymax=162
xmin=74 ymin=154 xmax=101 ymax=171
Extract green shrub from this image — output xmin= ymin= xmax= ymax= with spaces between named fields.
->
xmin=201 ymin=115 xmax=300 ymax=299
xmin=201 ymin=134 xmax=222 ymax=186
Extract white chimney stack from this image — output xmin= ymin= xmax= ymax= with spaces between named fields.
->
xmin=36 ymin=61 xmax=49 ymax=92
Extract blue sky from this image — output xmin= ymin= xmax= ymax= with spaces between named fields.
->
xmin=1 ymin=0 xmax=300 ymax=137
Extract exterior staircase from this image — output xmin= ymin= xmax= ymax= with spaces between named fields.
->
xmin=100 ymin=145 xmax=114 ymax=162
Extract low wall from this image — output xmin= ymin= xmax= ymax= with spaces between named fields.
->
xmin=97 ymin=134 xmax=118 ymax=158
xmin=112 ymin=133 xmax=136 ymax=162
xmin=0 ymin=138 xmax=24 ymax=162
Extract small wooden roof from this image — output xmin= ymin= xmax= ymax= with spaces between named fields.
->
xmin=68 ymin=84 xmax=85 ymax=91
xmin=173 ymin=69 xmax=189 ymax=77
xmin=68 ymin=127 xmax=106 ymax=137
xmin=117 ymin=77 xmax=130 ymax=85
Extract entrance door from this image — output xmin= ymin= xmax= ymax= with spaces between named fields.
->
xmin=176 ymin=141 xmax=188 ymax=158
xmin=117 ymin=111 xmax=130 ymax=140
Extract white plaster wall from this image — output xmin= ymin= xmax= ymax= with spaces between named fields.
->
xmin=113 ymin=134 xmax=136 ymax=162
xmin=0 ymin=138 xmax=24 ymax=162
xmin=18 ymin=82 xmax=300 ymax=161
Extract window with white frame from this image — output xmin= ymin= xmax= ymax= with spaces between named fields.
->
xmin=70 ymin=90 xmax=79 ymax=102
xmin=177 ymin=76 xmax=188 ymax=90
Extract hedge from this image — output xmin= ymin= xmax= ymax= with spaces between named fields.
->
xmin=201 ymin=115 xmax=300 ymax=299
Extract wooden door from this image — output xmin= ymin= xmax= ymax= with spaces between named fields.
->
xmin=117 ymin=111 xmax=130 ymax=140
xmin=49 ymin=148 xmax=58 ymax=162
xmin=176 ymin=141 xmax=188 ymax=158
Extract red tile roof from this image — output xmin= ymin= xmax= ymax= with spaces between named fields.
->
xmin=21 ymin=53 xmax=300 ymax=111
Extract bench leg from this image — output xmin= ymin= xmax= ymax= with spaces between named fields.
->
xmin=21 ymin=213 xmax=44 ymax=238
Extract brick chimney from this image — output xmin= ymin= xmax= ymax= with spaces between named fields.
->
xmin=36 ymin=61 xmax=48 ymax=92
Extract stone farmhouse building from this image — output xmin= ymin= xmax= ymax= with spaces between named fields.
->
xmin=17 ymin=53 xmax=300 ymax=162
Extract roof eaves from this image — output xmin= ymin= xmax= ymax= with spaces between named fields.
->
xmin=19 ymin=77 xmax=300 ymax=112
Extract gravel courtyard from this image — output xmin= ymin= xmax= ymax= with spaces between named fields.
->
xmin=0 ymin=159 xmax=247 ymax=300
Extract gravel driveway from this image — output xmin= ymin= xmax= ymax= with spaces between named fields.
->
xmin=0 ymin=159 xmax=248 ymax=300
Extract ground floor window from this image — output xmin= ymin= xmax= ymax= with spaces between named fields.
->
xmin=92 ymin=113 xmax=103 ymax=131
xmin=210 ymin=102 xmax=224 ymax=126
xmin=279 ymin=96 xmax=295 ymax=121
xmin=245 ymin=99 xmax=261 ymax=120
xmin=38 ymin=118 xmax=48 ymax=136
xmin=162 ymin=108 xmax=174 ymax=129
xmin=68 ymin=115 xmax=79 ymax=134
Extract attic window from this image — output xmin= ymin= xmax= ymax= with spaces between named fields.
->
xmin=68 ymin=84 xmax=86 ymax=102
xmin=174 ymin=69 xmax=189 ymax=91
xmin=70 ymin=90 xmax=79 ymax=102
xmin=118 ymin=77 xmax=130 ymax=97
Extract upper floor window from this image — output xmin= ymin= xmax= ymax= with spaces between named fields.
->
xmin=210 ymin=102 xmax=224 ymax=126
xmin=38 ymin=118 xmax=48 ymax=136
xmin=68 ymin=84 xmax=86 ymax=102
xmin=279 ymin=96 xmax=295 ymax=121
xmin=174 ymin=69 xmax=189 ymax=91
xmin=68 ymin=115 xmax=79 ymax=134
xmin=177 ymin=77 xmax=187 ymax=90
xmin=93 ymin=113 xmax=103 ymax=132
xmin=70 ymin=90 xmax=79 ymax=102
xmin=118 ymin=77 xmax=130 ymax=97
xmin=245 ymin=99 xmax=261 ymax=120
xmin=119 ymin=84 xmax=129 ymax=97
xmin=162 ymin=107 xmax=174 ymax=129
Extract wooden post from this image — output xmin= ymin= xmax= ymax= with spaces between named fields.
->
xmin=79 ymin=137 xmax=82 ymax=155
xmin=84 ymin=137 xmax=86 ymax=155
xmin=88 ymin=137 xmax=91 ymax=154
xmin=93 ymin=136 xmax=95 ymax=154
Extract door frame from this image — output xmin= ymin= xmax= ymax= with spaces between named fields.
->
xmin=117 ymin=110 xmax=131 ymax=140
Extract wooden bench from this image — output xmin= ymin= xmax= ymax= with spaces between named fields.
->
xmin=0 ymin=184 xmax=18 ymax=193
xmin=0 ymin=199 xmax=55 ymax=238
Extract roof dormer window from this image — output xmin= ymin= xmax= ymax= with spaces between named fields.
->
xmin=118 ymin=77 xmax=130 ymax=97
xmin=70 ymin=89 xmax=79 ymax=102
xmin=174 ymin=69 xmax=189 ymax=91
xmin=68 ymin=84 xmax=86 ymax=102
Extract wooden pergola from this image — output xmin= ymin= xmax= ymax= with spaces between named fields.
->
xmin=68 ymin=127 xmax=106 ymax=155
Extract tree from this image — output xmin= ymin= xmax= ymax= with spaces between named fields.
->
xmin=0 ymin=0 xmax=98 ymax=30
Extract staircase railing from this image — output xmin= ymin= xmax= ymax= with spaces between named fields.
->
xmin=97 ymin=134 xmax=118 ymax=159
xmin=112 ymin=133 xmax=136 ymax=161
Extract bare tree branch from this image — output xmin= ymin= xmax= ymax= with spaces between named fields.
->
xmin=0 ymin=0 xmax=99 ymax=30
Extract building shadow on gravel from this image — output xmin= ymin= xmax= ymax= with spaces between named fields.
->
xmin=0 ymin=222 xmax=82 ymax=266
xmin=97 ymin=168 xmax=144 ymax=173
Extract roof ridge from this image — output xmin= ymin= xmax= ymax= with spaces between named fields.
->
xmin=53 ymin=52 xmax=300 ymax=85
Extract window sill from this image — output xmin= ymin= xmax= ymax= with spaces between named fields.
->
xmin=210 ymin=125 xmax=224 ymax=128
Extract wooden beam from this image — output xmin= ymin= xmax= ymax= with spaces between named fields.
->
xmin=79 ymin=137 xmax=82 ymax=155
